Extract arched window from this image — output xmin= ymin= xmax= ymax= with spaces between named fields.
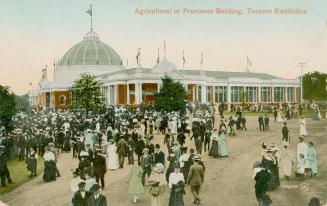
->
xmin=59 ymin=95 xmax=66 ymax=105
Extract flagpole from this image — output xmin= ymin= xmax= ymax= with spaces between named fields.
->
xmin=91 ymin=4 xmax=93 ymax=30
xmin=182 ymin=50 xmax=185 ymax=69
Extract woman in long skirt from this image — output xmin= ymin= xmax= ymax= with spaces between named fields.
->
xmin=43 ymin=147 xmax=57 ymax=182
xmin=128 ymin=160 xmax=145 ymax=203
xmin=106 ymin=140 xmax=119 ymax=170
xmin=299 ymin=117 xmax=308 ymax=137
xmin=280 ymin=142 xmax=293 ymax=180
xmin=218 ymin=129 xmax=229 ymax=157
xmin=148 ymin=163 xmax=168 ymax=206
xmin=169 ymin=180 xmax=185 ymax=206
xmin=306 ymin=142 xmax=318 ymax=176
xmin=208 ymin=129 xmax=219 ymax=158
xmin=26 ymin=147 xmax=38 ymax=177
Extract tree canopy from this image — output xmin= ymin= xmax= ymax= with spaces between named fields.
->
xmin=154 ymin=75 xmax=187 ymax=113
xmin=71 ymin=74 xmax=104 ymax=112
xmin=303 ymin=71 xmax=327 ymax=102
xmin=0 ymin=85 xmax=16 ymax=133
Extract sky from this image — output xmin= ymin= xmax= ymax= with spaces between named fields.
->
xmin=0 ymin=0 xmax=327 ymax=95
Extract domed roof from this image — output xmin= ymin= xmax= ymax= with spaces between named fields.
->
xmin=152 ymin=58 xmax=178 ymax=73
xmin=58 ymin=30 xmax=122 ymax=66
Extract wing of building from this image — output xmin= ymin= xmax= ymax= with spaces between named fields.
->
xmin=29 ymin=29 xmax=300 ymax=110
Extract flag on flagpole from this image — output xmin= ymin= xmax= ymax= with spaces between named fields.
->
xmin=182 ymin=50 xmax=185 ymax=65
xmin=157 ymin=48 xmax=160 ymax=63
xmin=247 ymin=55 xmax=252 ymax=66
xmin=136 ymin=48 xmax=141 ymax=65
xmin=86 ymin=4 xmax=92 ymax=16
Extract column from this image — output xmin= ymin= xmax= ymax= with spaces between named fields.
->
xmin=126 ymin=84 xmax=130 ymax=104
xmin=271 ymin=87 xmax=275 ymax=103
xmin=227 ymin=85 xmax=232 ymax=111
xmin=195 ymin=85 xmax=199 ymax=101
xmin=139 ymin=83 xmax=143 ymax=104
xmin=135 ymin=83 xmax=139 ymax=104
xmin=257 ymin=86 xmax=261 ymax=103
xmin=201 ymin=85 xmax=206 ymax=103
xmin=285 ymin=87 xmax=288 ymax=103
xmin=114 ymin=85 xmax=118 ymax=105
xmin=193 ymin=85 xmax=196 ymax=102
xmin=212 ymin=86 xmax=215 ymax=104
xmin=157 ymin=83 xmax=161 ymax=92
xmin=107 ymin=86 xmax=111 ymax=104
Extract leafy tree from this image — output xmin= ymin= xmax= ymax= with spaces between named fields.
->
xmin=15 ymin=94 xmax=30 ymax=112
xmin=303 ymin=71 xmax=327 ymax=102
xmin=71 ymin=74 xmax=104 ymax=112
xmin=0 ymin=85 xmax=16 ymax=133
xmin=154 ymin=75 xmax=187 ymax=113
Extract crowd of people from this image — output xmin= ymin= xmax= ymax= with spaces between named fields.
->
xmin=252 ymin=109 xmax=320 ymax=206
xmin=0 ymin=102 xmax=324 ymax=206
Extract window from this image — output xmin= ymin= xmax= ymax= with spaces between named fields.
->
xmin=274 ymin=87 xmax=284 ymax=102
xmin=287 ymin=87 xmax=294 ymax=102
xmin=215 ymin=86 xmax=227 ymax=103
xmin=245 ymin=87 xmax=257 ymax=103
xmin=231 ymin=86 xmax=243 ymax=103
xmin=59 ymin=95 xmax=66 ymax=105
xmin=261 ymin=87 xmax=272 ymax=102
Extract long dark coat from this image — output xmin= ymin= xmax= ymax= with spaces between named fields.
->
xmin=72 ymin=191 xmax=92 ymax=206
xmin=169 ymin=181 xmax=185 ymax=206
xmin=93 ymin=154 xmax=107 ymax=178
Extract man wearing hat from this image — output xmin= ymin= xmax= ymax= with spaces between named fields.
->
xmin=88 ymin=184 xmax=107 ymax=206
xmin=93 ymin=148 xmax=107 ymax=189
xmin=140 ymin=148 xmax=152 ymax=185
xmin=187 ymin=155 xmax=205 ymax=205
xmin=117 ymin=137 xmax=128 ymax=168
xmin=154 ymin=144 xmax=165 ymax=166
xmin=282 ymin=122 xmax=290 ymax=142
xmin=72 ymin=181 xmax=92 ymax=206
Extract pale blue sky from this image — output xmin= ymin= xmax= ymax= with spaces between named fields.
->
xmin=0 ymin=0 xmax=326 ymax=94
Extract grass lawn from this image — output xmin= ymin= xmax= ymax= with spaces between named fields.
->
xmin=0 ymin=157 xmax=44 ymax=195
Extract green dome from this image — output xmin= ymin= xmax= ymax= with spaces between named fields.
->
xmin=59 ymin=30 xmax=122 ymax=66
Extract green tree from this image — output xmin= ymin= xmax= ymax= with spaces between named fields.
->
xmin=0 ymin=85 xmax=16 ymax=133
xmin=154 ymin=75 xmax=187 ymax=113
xmin=15 ymin=94 xmax=30 ymax=112
xmin=71 ymin=74 xmax=103 ymax=112
xmin=303 ymin=71 xmax=327 ymax=102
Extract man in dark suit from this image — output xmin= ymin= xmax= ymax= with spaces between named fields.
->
xmin=258 ymin=114 xmax=264 ymax=131
xmin=72 ymin=181 xmax=92 ymax=206
xmin=88 ymin=184 xmax=107 ymax=206
xmin=154 ymin=144 xmax=165 ymax=166
xmin=117 ymin=137 xmax=127 ymax=168
xmin=140 ymin=148 xmax=152 ymax=185
xmin=188 ymin=156 xmax=205 ymax=205
xmin=282 ymin=123 xmax=290 ymax=142
xmin=264 ymin=114 xmax=270 ymax=131
xmin=93 ymin=149 xmax=107 ymax=189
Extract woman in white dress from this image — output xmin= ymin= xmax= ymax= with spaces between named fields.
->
xmin=106 ymin=140 xmax=119 ymax=170
xmin=299 ymin=117 xmax=307 ymax=136
xmin=280 ymin=142 xmax=294 ymax=180
xmin=276 ymin=109 xmax=284 ymax=123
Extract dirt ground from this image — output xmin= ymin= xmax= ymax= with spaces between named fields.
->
xmin=0 ymin=115 xmax=326 ymax=206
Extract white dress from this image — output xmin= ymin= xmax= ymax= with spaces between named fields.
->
xmin=276 ymin=111 xmax=284 ymax=123
xmin=107 ymin=144 xmax=119 ymax=170
xmin=297 ymin=142 xmax=308 ymax=160
xmin=299 ymin=119 xmax=307 ymax=136
xmin=171 ymin=119 xmax=178 ymax=134
xmin=280 ymin=148 xmax=293 ymax=176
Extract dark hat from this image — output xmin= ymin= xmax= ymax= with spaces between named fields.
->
xmin=78 ymin=181 xmax=86 ymax=187
xmin=90 ymin=184 xmax=101 ymax=192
